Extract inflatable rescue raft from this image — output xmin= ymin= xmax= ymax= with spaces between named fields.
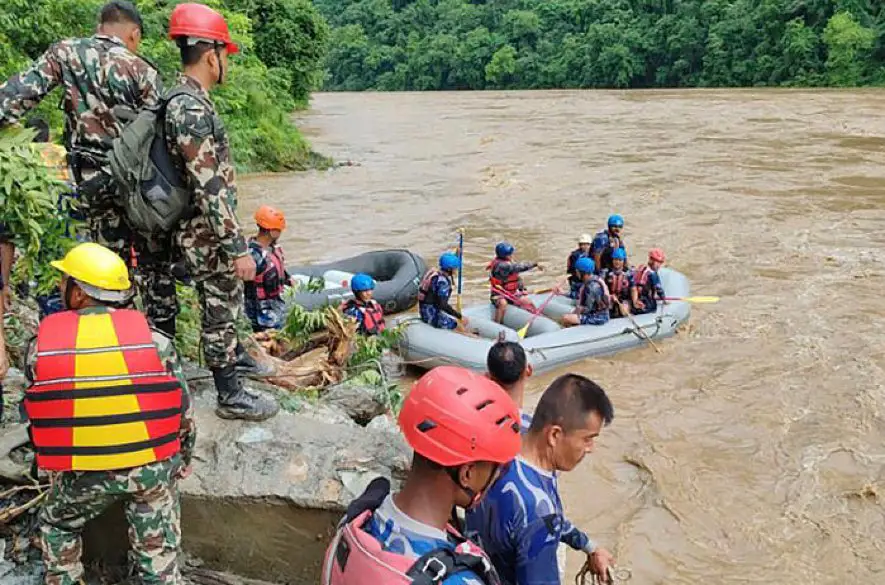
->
xmin=286 ymin=249 xmax=426 ymax=312
xmin=392 ymin=267 xmax=691 ymax=374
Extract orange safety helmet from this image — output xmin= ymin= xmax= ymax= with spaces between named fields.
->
xmin=169 ymin=3 xmax=239 ymax=55
xmin=255 ymin=206 xmax=287 ymax=231
xmin=648 ymin=248 xmax=666 ymax=263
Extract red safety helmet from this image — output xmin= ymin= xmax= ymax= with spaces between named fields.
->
xmin=649 ymin=248 xmax=666 ymax=263
xmin=399 ymin=366 xmax=521 ymax=467
xmin=169 ymin=3 xmax=239 ymax=55
xmin=255 ymin=206 xmax=287 ymax=231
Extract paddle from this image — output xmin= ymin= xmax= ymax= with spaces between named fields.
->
xmin=517 ymin=277 xmax=568 ymax=339
xmin=455 ymin=228 xmax=464 ymax=313
xmin=492 ymin=287 xmax=546 ymax=315
xmin=617 ymin=300 xmax=661 ymax=353
xmin=663 ymin=296 xmax=720 ymax=304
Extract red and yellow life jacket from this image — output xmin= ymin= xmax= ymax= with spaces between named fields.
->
xmin=633 ymin=264 xmax=654 ymax=292
xmin=25 ymin=309 xmax=183 ymax=472
xmin=342 ymin=299 xmax=386 ymax=335
xmin=605 ymin=269 xmax=630 ymax=299
xmin=487 ymin=258 xmax=521 ymax=298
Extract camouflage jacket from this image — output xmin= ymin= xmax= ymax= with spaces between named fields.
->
xmin=24 ymin=306 xmax=196 ymax=467
xmin=166 ymin=75 xmax=247 ymax=264
xmin=0 ymin=34 xmax=161 ymax=160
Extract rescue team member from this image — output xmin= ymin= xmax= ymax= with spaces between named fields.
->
xmin=465 ymin=374 xmax=617 ymax=585
xmin=164 ymin=4 xmax=278 ymax=421
xmin=591 ymin=214 xmax=626 ymax=274
xmin=0 ymin=2 xmax=177 ymax=336
xmin=488 ymin=242 xmax=542 ymax=324
xmin=418 ymin=252 xmax=470 ymax=332
xmin=631 ymin=248 xmax=667 ymax=315
xmin=603 ymin=248 xmax=632 ymax=318
xmin=322 ymin=366 xmax=520 ymax=585
xmin=22 ymin=243 xmax=195 ymax=585
xmin=561 ymin=258 xmax=611 ymax=327
xmin=487 ymin=339 xmax=533 ymax=432
xmin=566 ymin=234 xmax=593 ymax=298
xmin=341 ymin=273 xmax=387 ymax=336
xmin=245 ymin=206 xmax=292 ymax=332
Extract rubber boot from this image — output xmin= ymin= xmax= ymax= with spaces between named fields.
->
xmin=212 ymin=365 xmax=279 ymax=421
xmin=235 ymin=341 xmax=275 ymax=377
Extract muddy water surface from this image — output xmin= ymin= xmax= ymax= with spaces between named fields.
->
xmin=241 ymin=89 xmax=885 ymax=584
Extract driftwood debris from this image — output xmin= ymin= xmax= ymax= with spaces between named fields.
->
xmin=248 ymin=308 xmax=358 ymax=392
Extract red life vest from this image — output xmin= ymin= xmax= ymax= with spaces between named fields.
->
xmin=605 ymin=269 xmax=630 ymax=299
xmin=25 ymin=309 xmax=183 ymax=472
xmin=322 ymin=478 xmax=501 ymax=585
xmin=417 ymin=268 xmax=450 ymax=304
xmin=343 ymin=299 xmax=386 ymax=335
xmin=254 ymin=242 xmax=286 ymax=301
xmin=487 ymin=258 xmax=521 ymax=297
xmin=633 ymin=264 xmax=656 ymax=293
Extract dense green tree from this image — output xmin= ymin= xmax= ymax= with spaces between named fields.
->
xmin=316 ymin=0 xmax=885 ymax=90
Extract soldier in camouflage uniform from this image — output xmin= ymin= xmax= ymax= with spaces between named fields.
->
xmin=0 ymin=1 xmax=180 ymax=338
xmin=23 ymin=243 xmax=195 ymax=585
xmin=162 ymin=3 xmax=278 ymax=421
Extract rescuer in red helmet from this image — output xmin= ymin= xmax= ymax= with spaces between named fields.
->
xmin=164 ymin=3 xmax=278 ymax=421
xmin=321 ymin=366 xmax=522 ymax=585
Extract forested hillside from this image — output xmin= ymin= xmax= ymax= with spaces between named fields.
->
xmin=315 ymin=0 xmax=885 ymax=91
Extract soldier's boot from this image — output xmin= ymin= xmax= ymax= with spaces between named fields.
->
xmin=234 ymin=341 xmax=275 ymax=377
xmin=212 ymin=365 xmax=279 ymax=421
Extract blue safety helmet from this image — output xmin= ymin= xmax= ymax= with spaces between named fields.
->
xmin=351 ymin=273 xmax=375 ymax=292
xmin=612 ymin=248 xmax=627 ymax=261
xmin=575 ymin=257 xmax=595 ymax=274
xmin=495 ymin=242 xmax=515 ymax=259
xmin=439 ymin=252 xmax=461 ymax=271
xmin=608 ymin=214 xmax=624 ymax=228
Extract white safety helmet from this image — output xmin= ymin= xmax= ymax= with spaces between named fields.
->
xmin=578 ymin=233 xmax=593 ymax=244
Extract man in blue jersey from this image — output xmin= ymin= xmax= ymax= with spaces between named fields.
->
xmin=465 ymin=373 xmax=616 ymax=585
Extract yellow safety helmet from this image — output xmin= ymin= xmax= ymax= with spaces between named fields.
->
xmin=51 ymin=243 xmax=133 ymax=303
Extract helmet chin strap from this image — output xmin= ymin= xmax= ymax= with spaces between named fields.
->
xmin=214 ymin=44 xmax=224 ymax=85
xmin=448 ymin=464 xmax=500 ymax=510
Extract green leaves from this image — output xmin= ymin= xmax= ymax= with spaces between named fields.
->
xmin=0 ymin=128 xmax=80 ymax=294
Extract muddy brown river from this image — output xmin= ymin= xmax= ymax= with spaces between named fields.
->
xmin=240 ymin=90 xmax=885 ymax=584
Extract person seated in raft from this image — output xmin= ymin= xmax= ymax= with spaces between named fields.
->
xmin=244 ymin=206 xmax=293 ymax=332
xmin=566 ymin=233 xmax=593 ymax=298
xmin=488 ymin=241 xmax=542 ymax=324
xmin=341 ymin=273 xmax=386 ymax=336
xmin=561 ymin=257 xmax=611 ymax=327
xmin=631 ymin=248 xmax=667 ymax=315
xmin=418 ymin=252 xmax=470 ymax=331
xmin=592 ymin=213 xmax=627 ymax=274
xmin=602 ymin=247 xmax=633 ymax=318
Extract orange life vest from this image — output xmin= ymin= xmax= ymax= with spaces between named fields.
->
xmin=487 ymin=258 xmax=521 ymax=297
xmin=253 ymin=242 xmax=286 ymax=301
xmin=25 ymin=309 xmax=183 ymax=472
xmin=633 ymin=264 xmax=656 ymax=293
xmin=342 ymin=299 xmax=386 ymax=335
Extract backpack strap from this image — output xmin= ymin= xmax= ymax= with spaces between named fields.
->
xmin=340 ymin=476 xmax=391 ymax=527
xmin=406 ymin=546 xmax=501 ymax=585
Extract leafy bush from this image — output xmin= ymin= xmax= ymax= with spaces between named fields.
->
xmin=0 ymin=0 xmax=330 ymax=172
xmin=0 ymin=129 xmax=81 ymax=294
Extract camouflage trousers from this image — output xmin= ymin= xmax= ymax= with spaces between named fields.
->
xmin=86 ymin=205 xmax=179 ymax=328
xmin=193 ymin=273 xmax=243 ymax=369
xmin=39 ymin=457 xmax=183 ymax=585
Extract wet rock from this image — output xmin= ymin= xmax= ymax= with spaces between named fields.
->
xmin=320 ymin=383 xmax=386 ymax=425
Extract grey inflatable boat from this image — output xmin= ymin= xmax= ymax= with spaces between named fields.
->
xmin=392 ymin=268 xmax=691 ymax=374
xmin=286 ymin=249 xmax=427 ymax=312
